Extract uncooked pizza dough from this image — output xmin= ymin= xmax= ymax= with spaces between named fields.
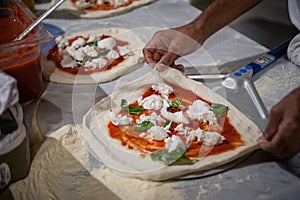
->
xmin=52 ymin=0 xmax=156 ymax=18
xmin=82 ymin=68 xmax=263 ymax=181
xmin=9 ymin=125 xmax=184 ymax=199
xmin=41 ymin=27 xmax=145 ymax=84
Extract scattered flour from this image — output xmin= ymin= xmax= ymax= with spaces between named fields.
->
xmin=235 ymin=178 xmax=244 ymax=183
xmin=246 ymin=175 xmax=251 ymax=181
xmin=218 ymin=174 xmax=223 ymax=179
xmin=9 ymin=125 xmax=184 ymax=200
xmin=258 ymin=194 xmax=271 ymax=199
xmin=196 ymin=185 xmax=208 ymax=199
xmin=255 ymin=63 xmax=300 ymax=109
xmin=213 ymin=183 xmax=222 ymax=191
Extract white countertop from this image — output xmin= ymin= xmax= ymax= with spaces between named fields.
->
xmin=15 ymin=0 xmax=300 ymax=199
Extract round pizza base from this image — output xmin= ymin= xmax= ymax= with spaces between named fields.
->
xmin=82 ymin=68 xmax=263 ymax=181
xmin=41 ymin=27 xmax=145 ymax=84
xmin=51 ymin=0 xmax=156 ymax=18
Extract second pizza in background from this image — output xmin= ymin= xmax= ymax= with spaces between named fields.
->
xmin=52 ymin=0 xmax=156 ymax=18
xmin=41 ymin=28 xmax=145 ymax=84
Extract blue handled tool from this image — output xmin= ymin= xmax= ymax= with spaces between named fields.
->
xmin=222 ymin=38 xmax=292 ymax=89
xmin=187 ymin=37 xmax=293 ymax=119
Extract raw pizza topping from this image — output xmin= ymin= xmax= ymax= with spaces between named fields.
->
xmin=47 ymin=33 xmax=131 ymax=75
xmin=72 ymin=0 xmax=135 ymax=10
xmin=108 ymin=81 xmax=244 ymax=165
xmin=50 ymin=0 xmax=156 ymax=19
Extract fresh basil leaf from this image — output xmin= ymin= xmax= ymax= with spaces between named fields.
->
xmin=151 ymin=148 xmax=197 ymax=166
xmin=133 ymin=121 xmax=154 ymax=132
xmin=164 ymin=121 xmax=172 ymax=127
xmin=98 ymin=49 xmax=110 ymax=57
xmin=123 ymin=106 xmax=145 ymax=115
xmin=121 ymin=105 xmax=145 ymax=115
xmin=121 ymin=99 xmax=145 ymax=115
xmin=170 ymin=98 xmax=182 ymax=109
xmin=174 ymin=154 xmax=198 ymax=165
xmin=151 ymin=148 xmax=189 ymax=166
xmin=212 ymin=103 xmax=228 ymax=117
xmin=76 ymin=57 xmax=87 ymax=66
xmin=83 ymin=41 xmax=98 ymax=47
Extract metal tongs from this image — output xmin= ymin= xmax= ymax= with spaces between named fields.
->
xmin=186 ymin=38 xmax=293 ymax=120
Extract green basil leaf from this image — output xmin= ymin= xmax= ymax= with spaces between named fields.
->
xmin=83 ymin=41 xmax=98 ymax=47
xmin=151 ymin=148 xmax=188 ymax=166
xmin=151 ymin=148 xmax=197 ymax=166
xmin=174 ymin=154 xmax=198 ymax=165
xmin=76 ymin=57 xmax=87 ymax=66
xmin=170 ymin=98 xmax=182 ymax=109
xmin=164 ymin=121 xmax=172 ymax=127
xmin=98 ymin=49 xmax=110 ymax=57
xmin=212 ymin=103 xmax=228 ymax=117
xmin=121 ymin=99 xmax=145 ymax=115
xmin=122 ymin=106 xmax=145 ymax=115
xmin=133 ymin=121 xmax=154 ymax=132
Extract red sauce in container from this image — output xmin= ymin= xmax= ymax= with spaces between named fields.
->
xmin=0 ymin=1 xmax=46 ymax=104
xmin=0 ymin=15 xmax=23 ymax=43
xmin=1 ymin=47 xmax=43 ymax=104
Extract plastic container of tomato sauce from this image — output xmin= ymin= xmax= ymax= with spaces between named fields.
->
xmin=0 ymin=0 xmax=52 ymax=104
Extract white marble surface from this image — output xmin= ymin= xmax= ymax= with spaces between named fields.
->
xmin=21 ymin=0 xmax=300 ymax=199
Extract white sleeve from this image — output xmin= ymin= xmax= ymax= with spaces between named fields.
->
xmin=288 ymin=0 xmax=300 ymax=30
xmin=287 ymin=34 xmax=300 ymax=67
xmin=287 ymin=0 xmax=300 ymax=67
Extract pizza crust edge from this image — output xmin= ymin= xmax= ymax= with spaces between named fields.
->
xmin=82 ymin=68 xmax=263 ymax=181
xmin=40 ymin=27 xmax=145 ymax=84
xmin=52 ymin=0 xmax=156 ymax=18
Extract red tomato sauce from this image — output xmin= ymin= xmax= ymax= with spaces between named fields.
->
xmin=47 ymin=35 xmax=128 ymax=75
xmin=71 ymin=0 xmax=136 ymax=11
xmin=0 ymin=16 xmax=23 ymax=44
xmin=107 ymin=82 xmax=245 ymax=158
xmin=0 ymin=1 xmax=43 ymax=104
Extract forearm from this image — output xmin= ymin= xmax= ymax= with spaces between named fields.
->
xmin=189 ymin=0 xmax=262 ymax=44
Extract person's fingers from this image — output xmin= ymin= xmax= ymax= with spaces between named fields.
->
xmin=153 ymin=51 xmax=163 ymax=63
xmin=259 ymin=87 xmax=300 ymax=158
xmin=274 ymin=146 xmax=300 ymax=158
xmin=264 ymin=105 xmax=283 ymax=140
xmin=171 ymin=63 xmax=184 ymax=72
xmin=260 ymin=114 xmax=299 ymax=158
xmin=156 ymin=62 xmax=184 ymax=72
xmin=156 ymin=62 xmax=169 ymax=71
xmin=143 ymin=48 xmax=156 ymax=66
xmin=259 ymin=127 xmax=286 ymax=157
xmin=260 ymin=138 xmax=299 ymax=159
xmin=160 ymin=51 xmax=178 ymax=66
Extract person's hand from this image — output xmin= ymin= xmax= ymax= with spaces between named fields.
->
xmin=259 ymin=87 xmax=300 ymax=158
xmin=143 ymin=23 xmax=203 ymax=71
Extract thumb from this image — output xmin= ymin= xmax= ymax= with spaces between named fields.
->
xmin=157 ymin=52 xmax=178 ymax=71
xmin=264 ymin=107 xmax=283 ymax=140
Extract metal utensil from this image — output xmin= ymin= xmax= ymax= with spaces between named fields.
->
xmin=14 ymin=0 xmax=65 ymax=41
xmin=187 ymin=38 xmax=293 ymax=119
